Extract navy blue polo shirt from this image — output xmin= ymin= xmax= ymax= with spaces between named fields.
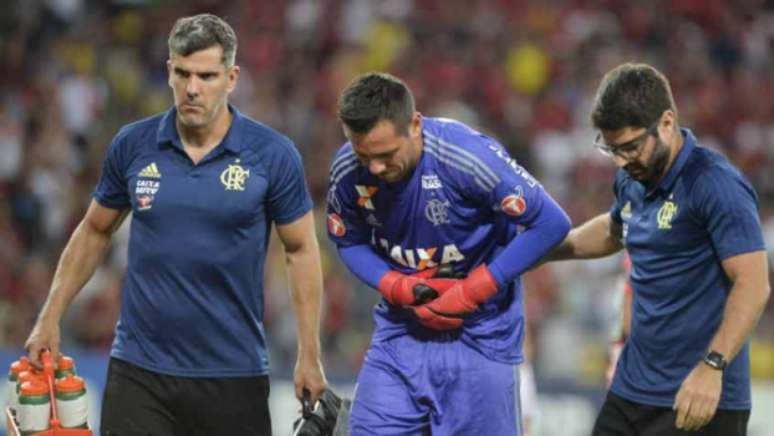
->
xmin=609 ymin=129 xmax=765 ymax=409
xmin=93 ymin=105 xmax=313 ymax=377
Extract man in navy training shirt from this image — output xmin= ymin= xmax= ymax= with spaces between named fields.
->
xmin=326 ymin=72 xmax=571 ymax=435
xmin=24 ymin=13 xmax=327 ymax=435
xmin=546 ymin=62 xmax=770 ymax=435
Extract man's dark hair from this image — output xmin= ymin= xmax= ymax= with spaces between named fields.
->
xmin=168 ymin=14 xmax=237 ymax=67
xmin=591 ymin=63 xmax=677 ymax=130
xmin=337 ymin=72 xmax=415 ymax=135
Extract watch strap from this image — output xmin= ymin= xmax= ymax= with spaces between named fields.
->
xmin=703 ymin=350 xmax=727 ymax=370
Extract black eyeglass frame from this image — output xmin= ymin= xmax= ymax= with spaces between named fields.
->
xmin=594 ymin=122 xmax=660 ymax=159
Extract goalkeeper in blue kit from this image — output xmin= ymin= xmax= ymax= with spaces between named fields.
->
xmin=326 ymin=72 xmax=571 ymax=435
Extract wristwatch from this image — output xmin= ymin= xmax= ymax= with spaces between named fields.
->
xmin=703 ymin=350 xmax=727 ymax=370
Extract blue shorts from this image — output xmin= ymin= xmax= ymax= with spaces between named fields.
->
xmin=349 ymin=332 xmax=521 ymax=435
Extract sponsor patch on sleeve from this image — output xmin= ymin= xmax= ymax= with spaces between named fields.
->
xmin=327 ymin=213 xmax=347 ymax=237
xmin=500 ymin=193 xmax=527 ymax=217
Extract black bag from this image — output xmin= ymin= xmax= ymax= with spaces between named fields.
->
xmin=292 ymin=389 xmax=349 ymax=436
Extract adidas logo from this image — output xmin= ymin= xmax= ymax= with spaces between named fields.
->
xmin=621 ymin=201 xmax=632 ymax=220
xmin=138 ymin=163 xmax=161 ymax=178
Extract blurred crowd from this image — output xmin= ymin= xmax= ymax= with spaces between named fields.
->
xmin=1 ymin=0 xmax=773 ymax=384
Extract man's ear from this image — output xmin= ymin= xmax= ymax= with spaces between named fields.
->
xmin=409 ymin=112 xmax=422 ymax=139
xmin=226 ymin=65 xmax=240 ymax=93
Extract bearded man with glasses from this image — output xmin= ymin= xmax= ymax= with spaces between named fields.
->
xmin=545 ymin=62 xmax=769 ymax=435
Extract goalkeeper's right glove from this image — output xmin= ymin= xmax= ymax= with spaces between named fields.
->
xmin=377 ymin=266 xmax=459 ymax=306
xmin=413 ymin=264 xmax=498 ymax=330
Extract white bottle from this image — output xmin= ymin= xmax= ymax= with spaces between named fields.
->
xmin=14 ymin=370 xmax=38 ymax=411
xmin=55 ymin=355 xmax=77 ymax=379
xmin=17 ymin=379 xmax=50 ymax=433
xmin=55 ymin=374 xmax=88 ymax=428
xmin=7 ymin=356 xmax=30 ymax=410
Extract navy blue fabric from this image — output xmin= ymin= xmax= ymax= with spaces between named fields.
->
xmin=608 ymin=129 xmax=765 ymax=409
xmin=93 ymin=105 xmax=313 ymax=377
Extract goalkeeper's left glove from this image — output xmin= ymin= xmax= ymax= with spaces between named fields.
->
xmin=408 ymin=264 xmax=462 ymax=303
xmin=377 ymin=266 xmax=459 ymax=306
xmin=413 ymin=264 xmax=498 ymax=330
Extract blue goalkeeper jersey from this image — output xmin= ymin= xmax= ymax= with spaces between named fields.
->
xmin=327 ymin=117 xmax=551 ymax=364
xmin=609 ymin=129 xmax=765 ymax=409
xmin=93 ymin=105 xmax=313 ymax=377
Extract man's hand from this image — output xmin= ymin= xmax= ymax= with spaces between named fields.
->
xmin=673 ymin=362 xmax=722 ymax=431
xmin=378 ymin=266 xmax=459 ymax=306
xmin=413 ymin=264 xmax=498 ymax=330
xmin=294 ymin=354 xmax=328 ymax=406
xmin=606 ymin=340 xmax=624 ymax=388
xmin=25 ymin=317 xmax=61 ymax=368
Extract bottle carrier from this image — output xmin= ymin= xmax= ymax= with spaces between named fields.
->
xmin=5 ymin=351 xmax=91 ymax=436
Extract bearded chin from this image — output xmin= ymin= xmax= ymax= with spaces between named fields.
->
xmin=644 ymin=139 xmax=671 ymax=183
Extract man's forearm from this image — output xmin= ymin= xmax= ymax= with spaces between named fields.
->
xmin=38 ymin=219 xmax=114 ymax=323
xmin=708 ymin=271 xmax=770 ymax=361
xmin=544 ymin=213 xmax=623 ymax=262
xmin=286 ymin=244 xmax=324 ymax=359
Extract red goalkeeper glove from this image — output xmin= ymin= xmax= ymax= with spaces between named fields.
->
xmin=413 ymin=264 xmax=498 ymax=330
xmin=377 ymin=266 xmax=459 ymax=306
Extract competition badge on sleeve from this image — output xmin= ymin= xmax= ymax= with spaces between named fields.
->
xmin=500 ymin=186 xmax=527 ymax=217
xmin=326 ymin=187 xmax=346 ymax=237
xmin=327 ymin=213 xmax=346 ymax=237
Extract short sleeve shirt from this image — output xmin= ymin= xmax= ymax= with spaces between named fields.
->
xmin=94 ymin=105 xmax=312 ymax=377
xmin=609 ymin=129 xmax=765 ymax=408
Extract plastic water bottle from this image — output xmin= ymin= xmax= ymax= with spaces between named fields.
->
xmin=15 ymin=370 xmax=40 ymax=404
xmin=17 ymin=379 xmax=50 ymax=433
xmin=55 ymin=355 xmax=76 ymax=379
xmin=7 ymin=356 xmax=30 ymax=409
xmin=55 ymin=374 xmax=88 ymax=428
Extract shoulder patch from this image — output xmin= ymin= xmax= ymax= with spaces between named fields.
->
xmin=501 ymin=194 xmax=527 ymax=216
xmin=327 ymin=213 xmax=346 ymax=237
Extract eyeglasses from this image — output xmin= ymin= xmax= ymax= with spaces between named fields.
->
xmin=594 ymin=122 xmax=659 ymax=159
